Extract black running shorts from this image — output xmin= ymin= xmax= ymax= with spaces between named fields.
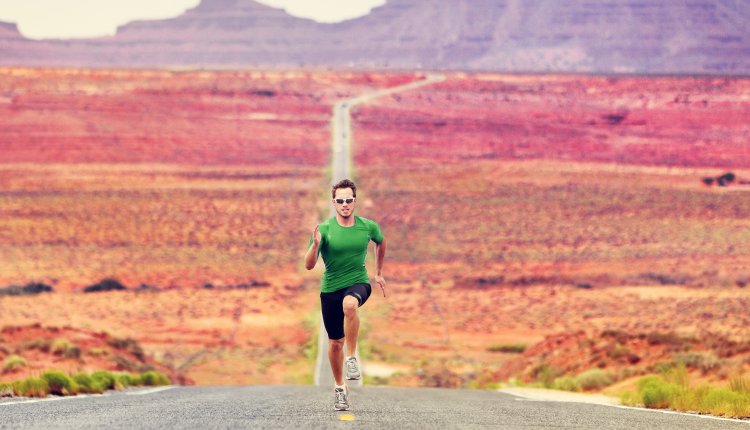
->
xmin=320 ymin=283 xmax=372 ymax=340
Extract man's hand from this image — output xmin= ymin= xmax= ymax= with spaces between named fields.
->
xmin=374 ymin=275 xmax=386 ymax=298
xmin=313 ymin=225 xmax=321 ymax=245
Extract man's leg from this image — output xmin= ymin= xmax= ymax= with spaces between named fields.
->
xmin=343 ymin=295 xmax=359 ymax=357
xmin=328 ymin=338 xmax=345 ymax=386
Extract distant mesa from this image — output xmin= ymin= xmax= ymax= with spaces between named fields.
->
xmin=1 ymin=0 xmax=749 ymax=73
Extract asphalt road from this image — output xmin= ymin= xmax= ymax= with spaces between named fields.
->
xmin=2 ymin=385 xmax=749 ymax=429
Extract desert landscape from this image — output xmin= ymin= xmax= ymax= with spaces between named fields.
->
xmin=1 ymin=68 xmax=749 ymax=396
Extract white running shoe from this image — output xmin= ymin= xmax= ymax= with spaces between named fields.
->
xmin=345 ymin=356 xmax=361 ymax=380
xmin=334 ymin=385 xmax=349 ymax=411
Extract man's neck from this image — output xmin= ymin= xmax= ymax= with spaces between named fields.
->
xmin=336 ymin=214 xmax=355 ymax=227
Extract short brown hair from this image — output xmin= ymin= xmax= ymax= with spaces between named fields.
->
xmin=332 ymin=179 xmax=356 ymax=199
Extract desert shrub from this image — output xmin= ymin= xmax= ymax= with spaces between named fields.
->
xmin=108 ymin=337 xmax=145 ymax=360
xmin=91 ymin=371 xmax=118 ymax=390
xmin=486 ymin=343 xmax=526 ymax=353
xmin=608 ymin=344 xmax=631 ymax=359
xmin=140 ymin=370 xmax=170 ymax=386
xmin=88 ymin=347 xmax=109 ymax=357
xmin=13 ymin=377 xmax=50 ymax=397
xmin=42 ymin=370 xmax=78 ymax=395
xmin=661 ymin=362 xmax=689 ymax=388
xmin=638 ymin=376 xmax=681 ymax=408
xmin=530 ymin=364 xmax=563 ymax=388
xmin=63 ymin=346 xmax=82 ymax=360
xmin=21 ymin=339 xmax=52 ymax=352
xmin=730 ymin=374 xmax=750 ymax=394
xmin=576 ymin=369 xmax=614 ymax=390
xmin=630 ymin=371 xmax=750 ymax=418
xmin=50 ymin=338 xmax=72 ymax=356
xmin=673 ymin=352 xmax=720 ymax=373
xmin=553 ymin=376 xmax=581 ymax=392
xmin=116 ymin=372 xmax=141 ymax=387
xmin=113 ymin=354 xmax=139 ymax=371
xmin=0 ymin=381 xmax=13 ymax=397
xmin=83 ymin=278 xmax=127 ymax=293
xmin=2 ymin=354 xmax=28 ymax=372
xmin=0 ymin=282 xmax=53 ymax=296
xmin=699 ymin=388 xmax=750 ymax=417
xmin=73 ymin=373 xmax=105 ymax=394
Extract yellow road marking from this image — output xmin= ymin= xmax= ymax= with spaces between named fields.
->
xmin=339 ymin=414 xmax=355 ymax=421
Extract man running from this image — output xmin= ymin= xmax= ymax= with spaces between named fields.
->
xmin=304 ymin=178 xmax=387 ymax=411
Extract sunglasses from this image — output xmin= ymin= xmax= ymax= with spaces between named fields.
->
xmin=334 ymin=198 xmax=356 ymax=204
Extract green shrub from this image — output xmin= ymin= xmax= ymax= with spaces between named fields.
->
xmin=640 ymin=377 xmax=681 ymax=408
xmin=42 ymin=370 xmax=78 ymax=395
xmin=140 ymin=370 xmax=170 ymax=386
xmin=487 ymin=343 xmax=527 ymax=353
xmin=91 ymin=371 xmax=118 ymax=390
xmin=0 ymin=381 xmax=13 ymax=397
xmin=553 ymin=376 xmax=581 ymax=392
xmin=661 ymin=362 xmax=689 ymax=388
xmin=73 ymin=373 xmax=105 ymax=394
xmin=13 ymin=377 xmax=50 ymax=397
xmin=116 ymin=372 xmax=141 ymax=387
xmin=631 ymin=372 xmax=750 ymax=418
xmin=699 ymin=387 xmax=750 ymax=417
xmin=576 ymin=369 xmax=614 ymax=390
xmin=2 ymin=354 xmax=28 ymax=372
xmin=730 ymin=374 xmax=750 ymax=394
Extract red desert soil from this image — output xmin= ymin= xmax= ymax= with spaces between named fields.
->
xmin=0 ymin=323 xmax=183 ymax=384
xmin=1 ymin=68 xmax=750 ymax=389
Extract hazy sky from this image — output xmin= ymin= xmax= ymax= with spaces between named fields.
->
xmin=0 ymin=0 xmax=386 ymax=39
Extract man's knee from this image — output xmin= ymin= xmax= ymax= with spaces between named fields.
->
xmin=342 ymin=295 xmax=359 ymax=316
xmin=329 ymin=338 xmax=344 ymax=352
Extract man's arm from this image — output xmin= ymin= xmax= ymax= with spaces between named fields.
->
xmin=374 ymin=238 xmax=386 ymax=297
xmin=375 ymin=238 xmax=386 ymax=276
xmin=304 ymin=225 xmax=321 ymax=270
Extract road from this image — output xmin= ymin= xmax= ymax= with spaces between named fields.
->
xmin=315 ymin=73 xmax=446 ymax=388
xmin=2 ymin=385 xmax=748 ymax=429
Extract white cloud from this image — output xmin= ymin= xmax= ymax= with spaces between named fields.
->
xmin=255 ymin=0 xmax=386 ymax=23
xmin=0 ymin=0 xmax=200 ymax=39
xmin=0 ymin=0 xmax=386 ymax=40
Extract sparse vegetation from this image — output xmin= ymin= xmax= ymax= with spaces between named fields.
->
xmin=2 ymin=354 xmax=28 ymax=372
xmin=576 ymin=369 xmax=614 ymax=390
xmin=42 ymin=370 xmax=78 ymax=395
xmin=12 ymin=377 xmax=50 ymax=397
xmin=73 ymin=372 xmax=105 ymax=394
xmin=83 ymin=278 xmax=127 ymax=293
xmin=139 ymin=370 xmax=170 ymax=386
xmin=50 ymin=338 xmax=72 ymax=355
xmin=487 ymin=343 xmax=527 ymax=353
xmin=620 ymin=363 xmax=750 ymax=418
xmin=0 ymin=282 xmax=53 ymax=296
xmin=553 ymin=375 xmax=582 ymax=392
xmin=2 ymin=369 xmax=170 ymax=398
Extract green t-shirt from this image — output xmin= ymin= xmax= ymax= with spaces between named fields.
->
xmin=308 ymin=215 xmax=384 ymax=293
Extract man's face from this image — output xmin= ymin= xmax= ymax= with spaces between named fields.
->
xmin=333 ymin=187 xmax=356 ymax=219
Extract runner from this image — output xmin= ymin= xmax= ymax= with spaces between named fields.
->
xmin=304 ymin=178 xmax=387 ymax=411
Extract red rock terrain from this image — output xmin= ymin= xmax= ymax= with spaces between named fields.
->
xmin=0 ymin=324 xmax=184 ymax=384
xmin=1 ymin=68 xmax=749 ymax=390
